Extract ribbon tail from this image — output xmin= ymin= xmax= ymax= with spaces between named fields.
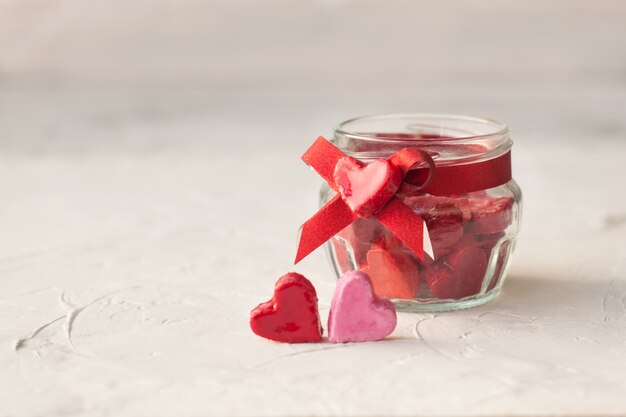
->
xmin=301 ymin=136 xmax=346 ymax=190
xmin=295 ymin=194 xmax=357 ymax=264
xmin=422 ymin=223 xmax=434 ymax=260
xmin=375 ymin=197 xmax=433 ymax=262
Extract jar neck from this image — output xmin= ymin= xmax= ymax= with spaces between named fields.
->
xmin=332 ymin=114 xmax=511 ymax=166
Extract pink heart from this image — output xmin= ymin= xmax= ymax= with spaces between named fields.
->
xmin=328 ymin=270 xmax=397 ymax=343
xmin=334 ymin=157 xmax=402 ymax=217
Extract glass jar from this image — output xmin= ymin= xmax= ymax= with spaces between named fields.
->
xmin=321 ymin=114 xmax=522 ymax=311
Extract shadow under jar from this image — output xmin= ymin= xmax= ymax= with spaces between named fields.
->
xmin=322 ymin=114 xmax=522 ymax=312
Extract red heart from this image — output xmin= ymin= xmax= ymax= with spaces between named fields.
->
xmin=334 ymin=157 xmax=402 ymax=217
xmin=362 ymin=244 xmax=420 ymax=299
xmin=423 ymin=236 xmax=488 ymax=300
xmin=250 ymin=273 xmax=323 ymax=343
xmin=468 ymin=196 xmax=514 ymax=235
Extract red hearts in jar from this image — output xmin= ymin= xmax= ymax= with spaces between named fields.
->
xmin=329 ymin=189 xmax=515 ymax=301
xmin=335 ymin=218 xmax=388 ymax=266
xmin=402 ymin=196 xmax=468 ymax=260
xmin=250 ymin=273 xmax=323 ymax=343
xmin=402 ymin=195 xmax=472 ymax=222
xmin=476 ymin=231 xmax=505 ymax=254
xmin=362 ymin=244 xmax=420 ymax=299
xmin=469 ymin=196 xmax=514 ymax=235
xmin=423 ymin=236 xmax=488 ymax=300
xmin=423 ymin=202 xmax=465 ymax=259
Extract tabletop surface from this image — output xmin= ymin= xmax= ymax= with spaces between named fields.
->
xmin=2 ymin=1 xmax=626 ymax=416
xmin=1 ymin=90 xmax=625 ymax=417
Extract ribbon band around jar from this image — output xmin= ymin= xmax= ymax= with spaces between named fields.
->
xmin=403 ymin=150 xmax=512 ymax=196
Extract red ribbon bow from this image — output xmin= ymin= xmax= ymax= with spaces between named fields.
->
xmin=294 ymin=136 xmax=513 ymax=265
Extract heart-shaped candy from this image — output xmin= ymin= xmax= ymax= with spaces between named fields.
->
xmin=250 ymin=273 xmax=323 ymax=343
xmin=328 ymin=270 xmax=397 ymax=343
xmin=423 ymin=236 xmax=488 ymax=299
xmin=468 ymin=196 xmax=514 ymax=235
xmin=334 ymin=157 xmax=402 ymax=217
xmin=362 ymin=244 xmax=420 ymax=299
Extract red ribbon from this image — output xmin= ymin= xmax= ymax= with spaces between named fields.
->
xmin=294 ymin=136 xmax=512 ymax=264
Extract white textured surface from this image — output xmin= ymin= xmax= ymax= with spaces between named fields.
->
xmin=2 ymin=1 xmax=626 ymax=416
xmin=2 ymin=92 xmax=625 ymax=417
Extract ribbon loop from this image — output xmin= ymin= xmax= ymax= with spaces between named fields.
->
xmin=389 ymin=147 xmax=436 ymax=190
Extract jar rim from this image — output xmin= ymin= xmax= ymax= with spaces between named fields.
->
xmin=334 ymin=113 xmax=509 ymax=144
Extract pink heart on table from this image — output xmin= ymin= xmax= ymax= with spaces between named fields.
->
xmin=334 ymin=157 xmax=402 ymax=218
xmin=328 ymin=270 xmax=397 ymax=343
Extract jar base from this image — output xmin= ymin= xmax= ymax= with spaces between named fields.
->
xmin=392 ymin=288 xmax=501 ymax=312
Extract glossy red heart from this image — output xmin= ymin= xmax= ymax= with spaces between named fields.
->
xmin=469 ymin=196 xmax=514 ymax=234
xmin=362 ymin=244 xmax=420 ymax=299
xmin=423 ymin=236 xmax=488 ymax=300
xmin=402 ymin=195 xmax=472 ymax=223
xmin=250 ymin=273 xmax=323 ymax=343
xmin=334 ymin=157 xmax=402 ymax=217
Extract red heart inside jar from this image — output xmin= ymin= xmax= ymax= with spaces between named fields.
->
xmin=324 ymin=114 xmax=522 ymax=311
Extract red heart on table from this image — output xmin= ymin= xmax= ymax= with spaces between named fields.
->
xmin=250 ymin=273 xmax=323 ymax=343
xmin=334 ymin=157 xmax=402 ymax=217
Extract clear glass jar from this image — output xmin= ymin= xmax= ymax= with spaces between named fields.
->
xmin=321 ymin=114 xmax=522 ymax=311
